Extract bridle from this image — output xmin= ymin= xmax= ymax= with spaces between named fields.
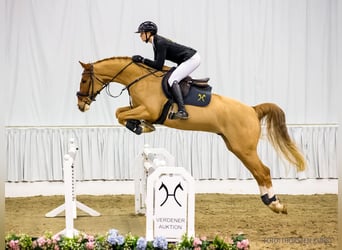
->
xmin=76 ymin=61 xmax=161 ymax=105
xmin=76 ymin=61 xmax=133 ymax=102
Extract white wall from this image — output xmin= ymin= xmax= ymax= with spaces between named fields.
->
xmin=3 ymin=0 xmax=339 ymax=126
xmin=3 ymin=0 xmax=339 ymax=182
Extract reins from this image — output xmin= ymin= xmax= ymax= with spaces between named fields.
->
xmin=91 ymin=61 xmax=134 ymax=99
xmin=78 ymin=61 xmax=163 ymax=102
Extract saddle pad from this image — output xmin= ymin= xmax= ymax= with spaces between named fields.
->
xmin=161 ymin=68 xmax=212 ymax=107
xmin=184 ymin=85 xmax=212 ymax=107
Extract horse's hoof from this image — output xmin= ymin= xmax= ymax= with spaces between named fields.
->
xmin=281 ymin=204 xmax=288 ymax=214
xmin=268 ymin=201 xmax=288 ymax=214
xmin=141 ymin=120 xmax=155 ymax=132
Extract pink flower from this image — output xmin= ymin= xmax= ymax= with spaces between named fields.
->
xmin=8 ymin=240 xmax=20 ymax=250
xmin=237 ymin=239 xmax=249 ymax=249
xmin=86 ymin=241 xmax=95 ymax=249
xmin=86 ymin=234 xmax=95 ymax=242
xmin=37 ymin=236 xmax=47 ymax=247
xmin=53 ymin=234 xmax=61 ymax=242
xmin=193 ymin=237 xmax=202 ymax=247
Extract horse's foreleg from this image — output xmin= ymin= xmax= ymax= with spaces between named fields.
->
xmin=116 ymin=106 xmax=131 ymax=126
xmin=116 ymin=106 xmax=131 ymax=119
xmin=116 ymin=106 xmax=155 ymax=134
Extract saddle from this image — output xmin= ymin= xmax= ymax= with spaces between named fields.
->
xmin=161 ymin=67 xmax=212 ymax=107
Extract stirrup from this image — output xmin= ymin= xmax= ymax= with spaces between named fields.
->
xmin=169 ymin=110 xmax=189 ymax=120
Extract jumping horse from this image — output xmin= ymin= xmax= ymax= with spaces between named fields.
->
xmin=76 ymin=56 xmax=306 ymax=214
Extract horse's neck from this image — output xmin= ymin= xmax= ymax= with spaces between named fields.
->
xmin=94 ymin=57 xmax=167 ymax=108
xmin=94 ymin=58 xmax=142 ymax=86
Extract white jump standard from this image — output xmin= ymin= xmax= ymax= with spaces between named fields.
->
xmin=45 ymin=138 xmax=100 ymax=237
xmin=134 ymin=145 xmax=195 ymax=242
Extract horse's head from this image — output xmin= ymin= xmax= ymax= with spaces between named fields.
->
xmin=76 ymin=61 xmax=104 ymax=112
xmin=76 ymin=56 xmax=164 ymax=112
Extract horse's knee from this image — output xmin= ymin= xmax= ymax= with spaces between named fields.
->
xmin=115 ymin=106 xmax=131 ymax=119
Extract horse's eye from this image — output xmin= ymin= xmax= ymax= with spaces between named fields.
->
xmin=82 ymin=79 xmax=86 ymax=84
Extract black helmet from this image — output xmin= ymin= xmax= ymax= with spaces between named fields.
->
xmin=135 ymin=21 xmax=158 ymax=35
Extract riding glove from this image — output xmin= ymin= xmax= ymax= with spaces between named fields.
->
xmin=132 ymin=55 xmax=144 ymax=63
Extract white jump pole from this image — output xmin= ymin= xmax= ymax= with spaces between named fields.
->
xmin=45 ymin=138 xmax=100 ymax=237
xmin=134 ymin=144 xmax=175 ymax=214
xmin=63 ymin=153 xmax=76 ymax=237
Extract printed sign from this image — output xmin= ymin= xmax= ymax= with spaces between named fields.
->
xmin=154 ymin=175 xmax=187 ymax=238
xmin=145 ymin=167 xmax=194 ymax=241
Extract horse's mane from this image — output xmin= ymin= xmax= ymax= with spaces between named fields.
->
xmin=93 ymin=56 xmax=170 ymax=72
xmin=93 ymin=56 xmax=131 ymax=64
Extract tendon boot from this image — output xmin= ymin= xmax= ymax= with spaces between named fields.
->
xmin=125 ymin=119 xmax=142 ymax=135
xmin=170 ymin=81 xmax=189 ymax=120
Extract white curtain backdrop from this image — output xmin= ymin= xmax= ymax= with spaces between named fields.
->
xmin=3 ymin=0 xmax=339 ymax=181
xmin=6 ymin=125 xmax=338 ymax=182
xmin=3 ymin=0 xmax=338 ymax=126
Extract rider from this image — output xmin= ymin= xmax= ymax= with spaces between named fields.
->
xmin=132 ymin=21 xmax=201 ymax=120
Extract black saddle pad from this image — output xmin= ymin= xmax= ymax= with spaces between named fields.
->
xmin=183 ymin=85 xmax=212 ymax=106
xmin=161 ymin=68 xmax=212 ymax=107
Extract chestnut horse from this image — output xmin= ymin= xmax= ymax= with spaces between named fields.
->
xmin=77 ymin=56 xmax=305 ymax=214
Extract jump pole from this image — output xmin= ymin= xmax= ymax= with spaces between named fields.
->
xmin=45 ymin=138 xmax=100 ymax=237
xmin=134 ymin=144 xmax=175 ymax=214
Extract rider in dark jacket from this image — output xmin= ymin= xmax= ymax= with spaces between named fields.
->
xmin=133 ymin=21 xmax=201 ymax=120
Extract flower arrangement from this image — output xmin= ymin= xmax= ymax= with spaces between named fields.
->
xmin=5 ymin=229 xmax=249 ymax=250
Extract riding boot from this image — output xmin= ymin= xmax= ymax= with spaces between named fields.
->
xmin=170 ymin=81 xmax=189 ymax=120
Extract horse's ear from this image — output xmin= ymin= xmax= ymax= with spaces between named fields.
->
xmin=79 ymin=61 xmax=89 ymax=69
xmin=78 ymin=61 xmax=87 ymax=69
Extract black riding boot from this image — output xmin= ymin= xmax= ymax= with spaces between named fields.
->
xmin=171 ymin=81 xmax=189 ymax=120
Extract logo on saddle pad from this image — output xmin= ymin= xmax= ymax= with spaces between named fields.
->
xmin=162 ymin=68 xmax=212 ymax=107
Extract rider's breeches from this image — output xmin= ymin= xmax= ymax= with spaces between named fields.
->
xmin=168 ymin=52 xmax=201 ymax=86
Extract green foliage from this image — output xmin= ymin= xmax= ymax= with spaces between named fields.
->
xmin=5 ymin=231 xmax=249 ymax=250
xmin=177 ymin=233 xmax=194 ymax=249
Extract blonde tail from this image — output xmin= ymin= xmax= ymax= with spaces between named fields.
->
xmin=253 ymin=103 xmax=306 ymax=172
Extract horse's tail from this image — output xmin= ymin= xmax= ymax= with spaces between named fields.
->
xmin=253 ymin=103 xmax=306 ymax=172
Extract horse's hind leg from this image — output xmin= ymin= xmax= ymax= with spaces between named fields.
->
xmin=242 ymin=153 xmax=287 ymax=214
xmin=222 ymin=136 xmax=287 ymax=214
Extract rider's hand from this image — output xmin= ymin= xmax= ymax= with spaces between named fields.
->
xmin=132 ymin=55 xmax=144 ymax=63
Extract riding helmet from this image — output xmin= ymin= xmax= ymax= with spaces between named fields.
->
xmin=135 ymin=21 xmax=158 ymax=35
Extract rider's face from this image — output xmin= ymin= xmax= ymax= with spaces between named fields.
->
xmin=140 ymin=32 xmax=151 ymax=42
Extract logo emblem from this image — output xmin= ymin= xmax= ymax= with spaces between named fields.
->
xmin=159 ymin=182 xmax=183 ymax=207
xmin=197 ymin=93 xmax=206 ymax=102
